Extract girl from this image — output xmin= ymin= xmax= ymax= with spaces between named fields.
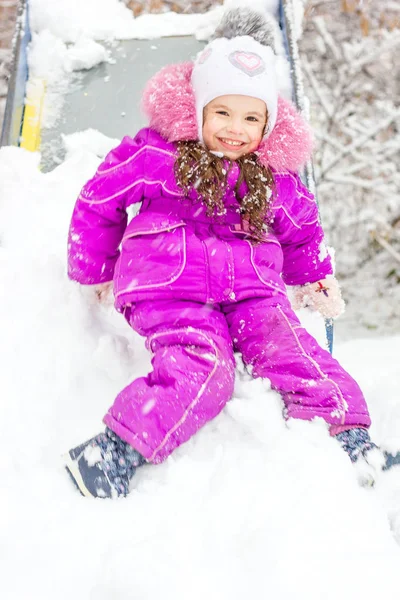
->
xmin=65 ymin=8 xmax=385 ymax=499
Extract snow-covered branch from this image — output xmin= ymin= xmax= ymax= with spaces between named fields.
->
xmin=299 ymin=1 xmax=400 ymax=331
xmin=373 ymin=234 xmax=400 ymax=265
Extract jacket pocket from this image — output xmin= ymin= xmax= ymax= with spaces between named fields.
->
xmin=229 ymin=226 xmax=284 ymax=289
xmin=116 ymin=212 xmax=186 ymax=292
xmin=249 ymin=240 xmax=283 ymax=286
xmin=230 ymin=227 xmax=284 ymax=291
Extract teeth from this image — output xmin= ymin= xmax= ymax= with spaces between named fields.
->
xmin=221 ymin=138 xmax=243 ymax=146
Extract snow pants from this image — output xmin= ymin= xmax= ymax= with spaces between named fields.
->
xmin=104 ymin=296 xmax=370 ymax=464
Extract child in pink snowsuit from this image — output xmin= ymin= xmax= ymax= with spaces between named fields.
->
xmin=65 ymin=9 xmax=382 ymax=499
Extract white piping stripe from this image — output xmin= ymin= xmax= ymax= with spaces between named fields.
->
xmin=277 ymin=205 xmax=318 ymax=229
xmin=147 ymin=328 xmax=220 ymax=461
xmin=96 ymin=145 xmax=146 ymax=175
xmin=121 ymin=222 xmax=185 ymax=243
xmin=276 ymin=305 xmax=347 ymax=423
xmin=79 ymin=178 xmax=182 ymax=205
xmin=279 ymin=205 xmax=302 ymax=229
xmin=97 ymin=144 xmax=176 ymax=175
xmin=273 ymin=171 xmax=316 ymax=202
xmin=272 ymin=203 xmax=319 ymax=228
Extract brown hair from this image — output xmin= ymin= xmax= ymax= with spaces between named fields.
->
xmin=174 ymin=141 xmax=275 ymax=241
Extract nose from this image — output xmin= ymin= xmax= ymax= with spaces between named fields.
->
xmin=226 ymin=116 xmax=243 ymax=136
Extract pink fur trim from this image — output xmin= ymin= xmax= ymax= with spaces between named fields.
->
xmin=141 ymin=62 xmax=313 ymax=173
xmin=256 ymin=96 xmax=313 ymax=172
xmin=141 ymin=62 xmax=198 ymax=143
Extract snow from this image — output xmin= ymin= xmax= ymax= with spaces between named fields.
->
xmin=29 ymin=0 xmax=223 ymax=43
xmin=1 ymin=0 xmax=400 ymax=598
xmin=1 ymin=117 xmax=400 ymax=600
xmin=65 ymin=38 xmax=112 ymax=71
xmin=62 ymin=129 xmax=121 ymax=161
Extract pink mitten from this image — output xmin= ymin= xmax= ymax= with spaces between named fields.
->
xmin=293 ymin=276 xmax=345 ymax=318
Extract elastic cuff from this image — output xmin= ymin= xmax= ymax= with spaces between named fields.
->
xmin=329 ymin=424 xmax=368 ymax=437
xmin=103 ymin=414 xmax=154 ymax=462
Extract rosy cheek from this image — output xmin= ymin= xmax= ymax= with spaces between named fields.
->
xmin=248 ymin=139 xmax=260 ymax=152
xmin=202 ymin=124 xmax=217 ymax=149
xmin=252 ymin=131 xmax=264 ymax=147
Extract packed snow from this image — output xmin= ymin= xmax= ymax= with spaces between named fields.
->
xmin=29 ymin=0 xmax=224 ymax=43
xmin=1 ymin=1 xmax=400 ymax=599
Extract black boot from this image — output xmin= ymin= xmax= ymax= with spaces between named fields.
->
xmin=65 ymin=428 xmax=145 ymax=499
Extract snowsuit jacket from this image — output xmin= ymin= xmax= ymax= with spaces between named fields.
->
xmin=67 ymin=63 xmax=370 ymax=463
xmin=68 ymin=62 xmax=332 ymax=303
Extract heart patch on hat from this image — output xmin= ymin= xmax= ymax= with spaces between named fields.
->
xmin=229 ymin=51 xmax=265 ymax=77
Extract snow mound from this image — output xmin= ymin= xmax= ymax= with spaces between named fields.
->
xmin=1 ymin=141 xmax=400 ymax=599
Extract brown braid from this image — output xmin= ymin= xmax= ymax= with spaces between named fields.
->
xmin=174 ymin=141 xmax=275 ymax=241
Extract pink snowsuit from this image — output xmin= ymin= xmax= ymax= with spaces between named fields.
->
xmin=68 ymin=63 xmax=370 ymax=464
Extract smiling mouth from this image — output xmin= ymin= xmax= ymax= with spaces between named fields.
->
xmin=218 ymin=137 xmax=245 ymax=148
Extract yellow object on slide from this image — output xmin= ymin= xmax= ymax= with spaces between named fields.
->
xmin=20 ymin=78 xmax=45 ymax=152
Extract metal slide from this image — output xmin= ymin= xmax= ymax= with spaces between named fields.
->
xmin=0 ymin=0 xmax=205 ymax=169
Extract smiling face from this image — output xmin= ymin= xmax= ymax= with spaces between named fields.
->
xmin=202 ymin=94 xmax=267 ymax=159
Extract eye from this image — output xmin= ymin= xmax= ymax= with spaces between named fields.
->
xmin=246 ymin=116 xmax=259 ymax=122
xmin=216 ymin=110 xmax=229 ymax=116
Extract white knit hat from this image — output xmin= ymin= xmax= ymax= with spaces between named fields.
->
xmin=191 ymin=35 xmax=278 ymax=142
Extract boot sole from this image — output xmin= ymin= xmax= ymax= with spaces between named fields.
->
xmin=63 ymin=452 xmax=96 ymax=498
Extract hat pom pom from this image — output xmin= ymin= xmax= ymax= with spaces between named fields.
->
xmin=212 ymin=7 xmax=278 ymax=52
